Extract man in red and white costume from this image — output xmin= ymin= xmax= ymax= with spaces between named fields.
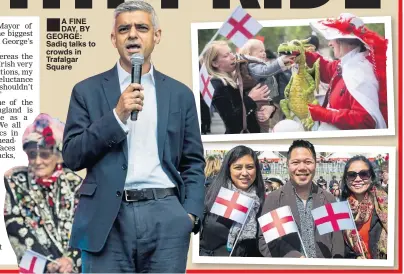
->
xmin=305 ymin=13 xmax=388 ymax=130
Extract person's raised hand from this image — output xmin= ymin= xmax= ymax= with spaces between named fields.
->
xmin=115 ymin=83 xmax=144 ymax=123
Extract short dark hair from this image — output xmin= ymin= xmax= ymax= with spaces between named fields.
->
xmin=287 ymin=140 xmax=316 ymax=162
xmin=307 ymin=35 xmax=320 ymax=50
xmin=340 ymin=155 xmax=380 ymax=200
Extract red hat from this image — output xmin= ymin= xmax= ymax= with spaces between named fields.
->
xmin=310 ymin=13 xmax=388 ymax=126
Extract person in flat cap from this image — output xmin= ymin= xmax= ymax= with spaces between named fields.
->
xmin=305 ymin=13 xmax=388 ymax=130
xmin=4 ymin=113 xmax=82 ymax=273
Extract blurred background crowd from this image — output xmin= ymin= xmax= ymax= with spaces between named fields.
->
xmin=205 ymin=150 xmax=390 ymax=199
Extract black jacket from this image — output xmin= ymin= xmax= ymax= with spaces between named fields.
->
xmin=199 ymin=212 xmax=262 ymax=257
xmin=274 ymin=69 xmax=291 ymax=104
xmin=200 ymin=93 xmax=211 ymax=133
xmin=211 ymin=78 xmax=260 ymax=134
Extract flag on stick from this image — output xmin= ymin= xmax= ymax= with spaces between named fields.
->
xmin=199 ymin=64 xmax=215 ymax=107
xmin=211 ymin=187 xmax=254 ymax=224
xmin=19 ymin=250 xmax=48 ymax=274
xmin=217 ymin=6 xmax=263 ymax=48
xmin=311 ymin=201 xmax=356 ymax=235
xmin=258 ymin=205 xmax=299 ymax=243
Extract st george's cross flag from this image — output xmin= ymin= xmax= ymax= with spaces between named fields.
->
xmin=210 ymin=187 xmax=255 ymax=224
xmin=258 ymin=206 xmax=299 ymax=243
xmin=217 ymin=6 xmax=263 ymax=48
xmin=311 ymin=201 xmax=356 ymax=235
xmin=19 ymin=250 xmax=48 ymax=274
xmin=199 ymin=64 xmax=215 ymax=107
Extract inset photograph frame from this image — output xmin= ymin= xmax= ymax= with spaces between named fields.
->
xmin=192 ymin=143 xmax=396 ymax=267
xmin=191 ymin=16 xmax=395 ymax=142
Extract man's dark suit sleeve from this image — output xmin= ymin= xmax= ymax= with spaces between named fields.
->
xmin=63 ymin=85 xmax=127 ymax=171
xmin=179 ymin=90 xmax=206 ymax=223
xmin=326 ymin=194 xmax=345 ymax=258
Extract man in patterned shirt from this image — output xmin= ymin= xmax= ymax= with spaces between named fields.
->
xmin=258 ymin=140 xmax=344 ymax=258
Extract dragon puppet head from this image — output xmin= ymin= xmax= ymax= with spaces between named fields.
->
xmin=277 ymin=38 xmax=316 ymax=65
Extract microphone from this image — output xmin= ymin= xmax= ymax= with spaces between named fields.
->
xmin=130 ymin=53 xmax=144 ymax=121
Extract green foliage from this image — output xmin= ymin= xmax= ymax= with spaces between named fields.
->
xmin=365 ymin=23 xmax=385 ymax=37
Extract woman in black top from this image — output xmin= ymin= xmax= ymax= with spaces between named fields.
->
xmin=199 ymin=145 xmax=265 ymax=257
xmin=202 ymin=41 xmax=270 ymax=134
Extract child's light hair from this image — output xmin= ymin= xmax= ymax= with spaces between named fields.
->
xmin=239 ymin=39 xmax=264 ymax=56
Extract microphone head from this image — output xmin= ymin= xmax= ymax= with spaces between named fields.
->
xmin=131 ymin=53 xmax=144 ymax=65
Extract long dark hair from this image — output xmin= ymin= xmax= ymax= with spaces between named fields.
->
xmin=205 ymin=145 xmax=265 ymax=210
xmin=340 ymin=155 xmax=380 ymax=201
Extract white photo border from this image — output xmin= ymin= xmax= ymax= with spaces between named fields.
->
xmin=191 ymin=16 xmax=395 ymax=142
xmin=192 ymin=143 xmax=396 ymax=267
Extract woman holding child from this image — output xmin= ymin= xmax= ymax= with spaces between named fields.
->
xmin=202 ymin=41 xmax=294 ymax=134
xmin=202 ymin=41 xmax=265 ymax=134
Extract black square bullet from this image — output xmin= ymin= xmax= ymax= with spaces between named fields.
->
xmin=76 ymin=0 xmax=92 ymax=9
xmin=10 ymin=0 xmax=28 ymax=9
xmin=43 ymin=0 xmax=60 ymax=9
xmin=108 ymin=0 xmax=125 ymax=9
xmin=47 ymin=18 xmax=60 ymax=32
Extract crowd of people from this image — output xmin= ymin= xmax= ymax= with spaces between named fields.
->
xmin=200 ymin=13 xmax=388 ymax=134
xmin=201 ymin=141 xmax=389 ymax=259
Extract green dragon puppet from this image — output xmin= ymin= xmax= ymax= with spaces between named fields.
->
xmin=277 ymin=38 xmax=321 ymax=130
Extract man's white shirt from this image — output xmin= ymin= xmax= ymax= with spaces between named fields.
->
xmin=113 ymin=60 xmax=175 ymax=190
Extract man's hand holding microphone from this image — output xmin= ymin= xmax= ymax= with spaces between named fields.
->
xmin=116 ymin=53 xmax=144 ymax=123
xmin=115 ymin=83 xmax=144 ymax=123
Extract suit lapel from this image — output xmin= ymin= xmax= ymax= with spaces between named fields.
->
xmin=311 ymin=184 xmax=324 ymax=210
xmin=102 ymin=65 xmax=128 ymax=162
xmin=154 ymin=69 xmax=170 ymax=161
xmin=282 ymin=183 xmax=301 ymax=228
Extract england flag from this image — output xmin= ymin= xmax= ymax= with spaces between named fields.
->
xmin=210 ymin=187 xmax=255 ymax=224
xmin=19 ymin=250 xmax=48 ymax=274
xmin=218 ymin=6 xmax=263 ymax=48
xmin=199 ymin=64 xmax=215 ymax=107
xmin=258 ymin=206 xmax=298 ymax=243
xmin=311 ymin=201 xmax=356 ymax=235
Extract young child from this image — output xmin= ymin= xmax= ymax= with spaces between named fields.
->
xmin=238 ymin=39 xmax=294 ymax=133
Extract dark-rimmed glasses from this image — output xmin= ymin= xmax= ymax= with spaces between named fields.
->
xmin=346 ymin=170 xmax=371 ymax=181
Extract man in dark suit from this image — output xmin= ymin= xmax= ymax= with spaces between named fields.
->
xmin=62 ymin=1 xmax=205 ymax=272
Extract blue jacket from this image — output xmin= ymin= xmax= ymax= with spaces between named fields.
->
xmin=63 ymin=65 xmax=205 ymax=252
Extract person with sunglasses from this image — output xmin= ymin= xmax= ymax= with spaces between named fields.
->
xmin=340 ymin=155 xmax=388 ymax=259
xmin=4 ymin=113 xmax=83 ymax=273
